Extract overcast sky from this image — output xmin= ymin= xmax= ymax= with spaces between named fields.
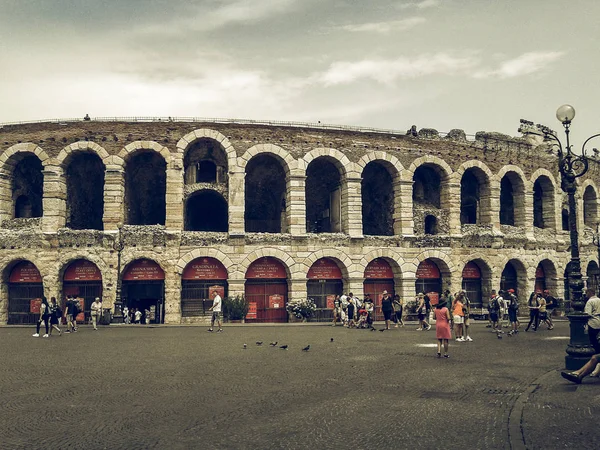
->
xmin=2 ymin=0 xmax=599 ymax=145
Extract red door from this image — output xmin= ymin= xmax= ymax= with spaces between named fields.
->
xmin=363 ymin=281 xmax=394 ymax=321
xmin=245 ymin=280 xmax=288 ymax=323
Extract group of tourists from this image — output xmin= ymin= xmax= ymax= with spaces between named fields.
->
xmin=32 ymin=295 xmax=104 ymax=337
xmin=332 ymin=291 xmax=404 ymax=330
xmin=486 ymin=289 xmax=557 ymax=335
xmin=122 ymin=306 xmax=149 ymax=325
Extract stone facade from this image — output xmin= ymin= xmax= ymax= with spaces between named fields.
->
xmin=1 ymin=119 xmax=600 ymax=324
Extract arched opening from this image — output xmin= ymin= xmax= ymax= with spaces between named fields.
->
xmin=424 ymin=215 xmax=437 ymax=235
xmin=7 ymin=261 xmax=44 ymax=324
xmin=306 ymin=158 xmax=342 ymax=233
xmin=462 ymin=261 xmax=483 ymax=308
xmin=415 ymin=259 xmax=443 ymax=304
xmin=307 ymin=258 xmax=344 ymax=322
xmin=586 ymin=261 xmax=600 ymax=294
xmin=62 ymin=259 xmax=103 ymax=324
xmin=533 ymin=176 xmax=555 ymax=230
xmin=122 ymin=259 xmax=165 ymax=324
xmin=245 ymin=257 xmax=288 ymax=323
xmin=499 ymin=172 xmax=526 ymax=227
xmin=181 ymin=257 xmax=228 ymax=320
xmin=65 ymin=153 xmax=105 ymax=230
xmin=413 ymin=164 xmax=447 ymax=235
xmin=245 ymin=154 xmax=287 ymax=233
xmin=460 ymin=170 xmax=480 ymax=225
xmin=12 ymin=155 xmax=43 ymax=218
xmin=500 ymin=260 xmax=527 ymax=298
xmin=185 ymin=190 xmax=228 ymax=232
xmin=125 ymin=151 xmax=166 ymax=225
xmin=583 ymin=185 xmax=598 ymax=228
xmin=184 ymin=138 xmax=227 ymax=185
xmin=536 ymin=259 xmax=558 ymax=295
xmin=364 ymin=258 xmax=395 ymax=321
xmin=562 ymin=208 xmax=570 ymax=231
xmin=535 ymin=264 xmax=546 ymax=294
xmin=362 ymin=162 xmax=394 ymax=236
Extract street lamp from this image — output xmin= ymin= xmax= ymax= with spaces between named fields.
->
xmin=542 ymin=104 xmax=600 ymax=369
xmin=113 ymin=224 xmax=125 ymax=323
xmin=592 ymin=224 xmax=600 ymax=293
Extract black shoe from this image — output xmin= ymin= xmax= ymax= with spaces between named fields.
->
xmin=561 ymin=371 xmax=582 ymax=384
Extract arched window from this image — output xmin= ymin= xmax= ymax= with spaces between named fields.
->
xmin=460 ymin=170 xmax=479 ymax=224
xmin=562 ymin=209 xmax=569 ymax=231
xmin=306 ymin=158 xmax=342 ymax=233
xmin=424 ymin=215 xmax=437 ymax=235
xmin=183 ymin=138 xmax=227 ymax=185
xmin=533 ymin=176 xmax=555 ymax=230
xmin=583 ymin=185 xmax=598 ymax=228
xmin=185 ymin=190 xmax=228 ymax=232
xmin=362 ymin=162 xmax=394 ymax=236
xmin=500 ymin=176 xmax=514 ymax=225
xmin=66 ymin=153 xmax=105 ymax=230
xmin=245 ymin=155 xmax=287 ymax=233
xmin=125 ymin=151 xmax=166 ymax=225
xmin=12 ymin=155 xmax=43 ymax=218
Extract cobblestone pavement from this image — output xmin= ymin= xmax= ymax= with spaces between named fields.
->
xmin=0 ymin=321 xmax=598 ymax=450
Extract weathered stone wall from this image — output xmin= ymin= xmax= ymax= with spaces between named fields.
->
xmin=0 ymin=119 xmax=599 ymax=323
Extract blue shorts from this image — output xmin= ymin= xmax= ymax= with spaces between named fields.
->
xmin=490 ymin=312 xmax=499 ymax=322
xmin=508 ymin=309 xmax=518 ymax=322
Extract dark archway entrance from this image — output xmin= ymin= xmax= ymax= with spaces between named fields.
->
xmin=245 ymin=257 xmax=288 ymax=323
xmin=66 ymin=153 xmax=104 ymax=230
xmin=125 ymin=152 xmax=166 ymax=225
xmin=122 ymin=259 xmax=165 ymax=324
xmin=362 ymin=162 xmax=394 ymax=236
xmin=13 ymin=155 xmax=43 ymax=218
xmin=306 ymin=158 xmax=342 ymax=233
xmin=245 ymin=155 xmax=287 ymax=233
xmin=7 ymin=261 xmax=44 ymax=324
xmin=462 ymin=261 xmax=482 ymax=308
xmin=307 ymin=258 xmax=344 ymax=322
xmin=181 ymin=257 xmax=228 ymax=319
xmin=364 ymin=259 xmax=395 ymax=321
xmin=63 ymin=260 xmax=103 ymax=324
xmin=416 ymin=259 xmax=442 ymax=304
xmin=185 ymin=190 xmax=228 ymax=232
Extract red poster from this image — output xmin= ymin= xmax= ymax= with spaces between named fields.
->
xmin=269 ymin=294 xmax=283 ymax=309
xmin=462 ymin=262 xmax=481 ymax=279
xmin=209 ymin=285 xmax=225 ymax=300
xmin=182 ymin=257 xmax=228 ymax=280
xmin=246 ymin=257 xmax=287 ymax=279
xmin=326 ymin=295 xmax=335 ymax=309
xmin=30 ymin=298 xmax=41 ymax=313
xmin=416 ymin=260 xmax=441 ymax=279
xmin=123 ymin=259 xmax=165 ymax=281
xmin=64 ymin=260 xmax=102 ymax=281
xmin=427 ymin=292 xmax=439 ymax=305
xmin=10 ymin=262 xmax=42 ymax=283
xmin=535 ymin=265 xmax=545 ymax=278
xmin=364 ymin=259 xmax=394 ymax=279
xmin=247 ymin=302 xmax=257 ymax=319
xmin=74 ymin=298 xmax=85 ymax=322
xmin=307 ymin=258 xmax=342 ymax=280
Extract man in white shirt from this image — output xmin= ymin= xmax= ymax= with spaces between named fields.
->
xmin=208 ymin=290 xmax=223 ymax=332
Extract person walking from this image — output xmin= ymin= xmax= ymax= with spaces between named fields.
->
xmin=507 ymin=289 xmax=520 ymax=335
xmin=416 ymin=294 xmax=431 ymax=331
xmin=64 ymin=295 xmax=78 ymax=333
xmin=32 ymin=296 xmax=50 ymax=338
xmin=452 ymin=293 xmax=465 ymax=342
xmin=208 ymin=290 xmax=223 ymax=332
xmin=435 ymin=301 xmax=452 ymax=358
xmin=488 ymin=291 xmax=501 ymax=331
xmin=542 ymin=290 xmax=556 ymax=330
xmin=347 ymin=292 xmax=356 ymax=328
xmin=123 ymin=305 xmax=130 ymax=324
xmin=364 ymin=294 xmax=375 ymax=329
xmin=48 ymin=297 xmax=62 ymax=336
xmin=461 ymin=290 xmax=473 ymax=342
xmin=90 ymin=297 xmax=102 ymax=331
xmin=381 ymin=290 xmax=393 ymax=330
xmin=332 ymin=294 xmax=341 ymax=326
xmin=392 ymin=294 xmax=404 ymax=328
xmin=525 ymin=292 xmax=540 ymax=332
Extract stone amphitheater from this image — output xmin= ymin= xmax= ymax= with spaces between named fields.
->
xmin=1 ymin=117 xmax=599 ymax=324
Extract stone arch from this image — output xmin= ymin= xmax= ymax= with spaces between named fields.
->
xmin=57 ymin=253 xmax=109 ymax=279
xmin=455 ymin=160 xmax=493 ymax=225
xmin=361 ymin=158 xmax=400 ymax=236
xmin=459 ymin=256 xmax=494 ymax=306
xmin=0 ymin=143 xmax=50 ymax=172
xmin=120 ymin=254 xmax=170 ymax=279
xmin=357 ymin=152 xmax=404 ymax=174
xmin=176 ymin=249 xmax=235 ymax=275
xmin=176 ymin=129 xmax=237 ymax=170
xmin=535 ymin=258 xmax=559 ymax=295
xmin=531 ymin=169 xmax=557 ymax=230
xmin=299 ymin=148 xmax=358 ymax=177
xmin=239 ymin=144 xmax=296 ymax=174
xmin=1 ymin=257 xmax=48 ymax=282
xmin=455 ymin=160 xmax=493 ymax=180
xmin=237 ymin=248 xmax=298 ymax=280
xmin=581 ymin=180 xmax=599 ymax=229
xmin=497 ymin=257 xmax=529 ymax=297
xmin=303 ymin=250 xmax=354 ymax=279
xmin=407 ymin=155 xmax=453 ymax=179
xmin=530 ymin=168 xmax=557 ymax=187
xmin=118 ymin=141 xmax=171 ymax=163
xmin=497 ymin=165 xmax=528 ymax=227
xmin=56 ymin=141 xmax=109 ymax=166
xmin=410 ymin=250 xmax=455 ymax=275
xmin=358 ymin=249 xmax=404 ymax=279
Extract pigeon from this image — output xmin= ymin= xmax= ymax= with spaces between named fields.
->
xmin=256 ymin=341 xmax=263 ymax=346
xmin=269 ymin=341 xmax=278 ymax=347
xmin=302 ymin=345 xmax=310 ymax=351
xmin=243 ymin=343 xmax=247 ymax=349
xmin=330 ymin=338 xmax=334 ymax=342
xmin=279 ymin=345 xmax=288 ymax=350
xmin=379 ymin=329 xmax=385 ymax=332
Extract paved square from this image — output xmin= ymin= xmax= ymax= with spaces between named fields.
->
xmin=1 ymin=321 xmax=599 ymax=449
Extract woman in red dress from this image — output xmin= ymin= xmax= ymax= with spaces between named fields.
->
xmin=435 ymin=300 xmax=452 ymax=358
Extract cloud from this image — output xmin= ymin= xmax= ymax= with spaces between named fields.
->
xmin=319 ymin=53 xmax=478 ymax=85
xmin=338 ymin=17 xmax=426 ymax=33
xmin=397 ymin=0 xmax=440 ymax=10
xmin=473 ymin=51 xmax=565 ymax=79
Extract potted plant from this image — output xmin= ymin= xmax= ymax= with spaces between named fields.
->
xmin=286 ymin=298 xmax=317 ymax=322
xmin=223 ymin=295 xmax=248 ymax=323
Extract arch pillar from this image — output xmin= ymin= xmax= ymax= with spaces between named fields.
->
xmin=288 ymin=172 xmax=306 ymax=235
xmin=524 ymin=187 xmax=535 ymax=238
xmin=290 ymin=278 xmax=308 ymax=302
xmin=229 ymin=168 xmax=245 ymax=235
xmin=396 ymin=179 xmax=414 ymax=236
xmin=42 ymin=163 xmax=66 ymax=232
xmin=447 ymin=180 xmax=462 ymax=235
xmin=163 ymin=271 xmax=182 ymax=324
xmin=401 ymin=274 xmax=417 ymax=300
xmin=228 ymin=278 xmax=246 ymax=299
xmin=166 ymin=155 xmax=184 ymax=231
xmin=488 ymin=180 xmax=501 ymax=231
xmin=347 ymin=277 xmax=365 ymax=299
xmin=103 ymin=161 xmax=125 ymax=230
xmin=0 ymin=171 xmax=12 ymax=223
xmin=345 ymin=175 xmax=363 ymax=237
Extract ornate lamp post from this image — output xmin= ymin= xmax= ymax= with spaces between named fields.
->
xmin=113 ymin=224 xmax=125 ymax=323
xmin=542 ymin=104 xmax=600 ymax=369
xmin=592 ymin=225 xmax=600 ymax=293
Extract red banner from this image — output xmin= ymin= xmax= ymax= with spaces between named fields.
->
xmin=10 ymin=261 xmax=42 ymax=283
xmin=30 ymin=298 xmax=41 ymax=313
xmin=269 ymin=294 xmax=283 ymax=309
xmin=123 ymin=259 xmax=165 ymax=281
xmin=535 ymin=265 xmax=545 ymax=278
xmin=308 ymin=258 xmax=342 ymax=280
xmin=209 ymin=285 xmax=225 ymax=300
xmin=326 ymin=294 xmax=335 ymax=309
xmin=247 ymin=302 xmax=257 ymax=319
xmin=64 ymin=260 xmax=102 ymax=281
xmin=462 ymin=262 xmax=481 ymax=279
xmin=416 ymin=259 xmax=441 ymax=279
xmin=364 ymin=259 xmax=394 ymax=279
xmin=246 ymin=257 xmax=287 ymax=279
xmin=182 ymin=257 xmax=228 ymax=280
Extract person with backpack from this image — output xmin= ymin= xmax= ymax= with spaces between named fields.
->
xmin=525 ymin=292 xmax=541 ymax=332
xmin=542 ymin=290 xmax=556 ymax=330
xmin=507 ymin=289 xmax=520 ymax=335
xmin=64 ymin=295 xmax=78 ymax=333
xmin=461 ymin=290 xmax=473 ymax=342
xmin=32 ymin=296 xmax=50 ymax=338
xmin=488 ymin=291 xmax=501 ymax=331
xmin=48 ymin=297 xmax=62 ymax=336
xmin=392 ymin=294 xmax=404 ymax=328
